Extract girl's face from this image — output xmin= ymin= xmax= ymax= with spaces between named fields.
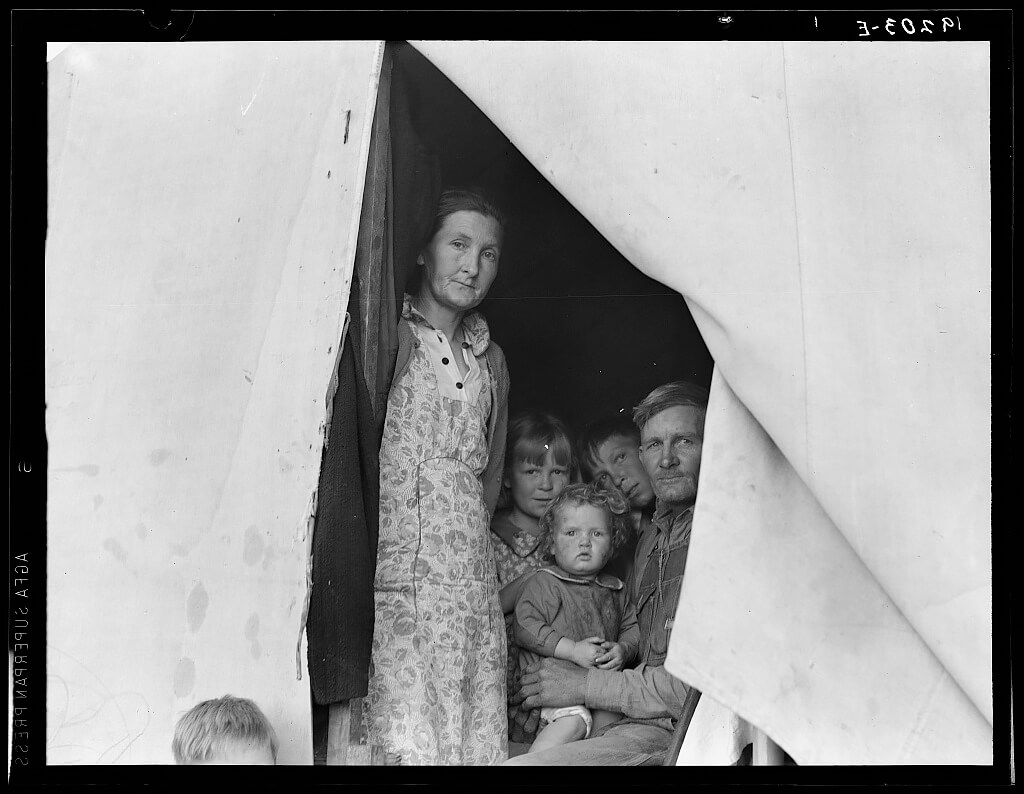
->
xmin=550 ymin=504 xmax=613 ymax=579
xmin=505 ymin=451 xmax=570 ymax=523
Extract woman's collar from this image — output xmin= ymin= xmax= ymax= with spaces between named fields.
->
xmin=403 ymin=293 xmax=490 ymax=356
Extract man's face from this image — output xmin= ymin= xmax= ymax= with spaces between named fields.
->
xmin=639 ymin=405 xmax=703 ymax=508
xmin=589 ymin=434 xmax=655 ymax=510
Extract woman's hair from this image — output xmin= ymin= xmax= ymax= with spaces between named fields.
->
xmin=172 ymin=695 xmax=279 ymax=765
xmin=632 ymin=380 xmax=710 ymax=435
xmin=497 ymin=411 xmax=577 ymax=511
xmin=537 ymin=482 xmax=631 ymax=561
xmin=424 ymin=186 xmax=507 ymax=244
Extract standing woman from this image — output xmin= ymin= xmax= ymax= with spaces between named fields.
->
xmin=363 ymin=188 xmax=511 ymax=765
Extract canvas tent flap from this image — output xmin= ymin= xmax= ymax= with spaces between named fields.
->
xmin=45 ymin=41 xmax=382 ymax=764
xmin=412 ymin=40 xmax=991 ymax=763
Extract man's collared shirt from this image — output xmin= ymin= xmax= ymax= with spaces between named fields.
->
xmin=631 ymin=502 xmax=694 ymax=667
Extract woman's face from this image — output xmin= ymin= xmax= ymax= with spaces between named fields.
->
xmin=417 ymin=210 xmax=503 ymax=315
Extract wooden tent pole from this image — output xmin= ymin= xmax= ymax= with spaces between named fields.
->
xmin=751 ymin=726 xmax=785 ymax=765
xmin=663 ymin=688 xmax=702 ymax=765
xmin=326 ymin=701 xmax=351 ymax=765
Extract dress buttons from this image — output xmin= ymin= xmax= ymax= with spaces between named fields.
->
xmin=442 ymin=357 xmax=449 ymax=365
xmin=456 ymin=382 xmax=464 ymax=389
xmin=462 ymin=342 xmax=470 ymax=349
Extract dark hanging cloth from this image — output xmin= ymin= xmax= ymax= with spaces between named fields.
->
xmin=306 ymin=279 xmax=380 ymax=704
xmin=306 ymin=40 xmax=441 ymax=706
xmin=389 ymin=47 xmax=442 ymax=332
xmin=355 ymin=44 xmax=441 ymax=432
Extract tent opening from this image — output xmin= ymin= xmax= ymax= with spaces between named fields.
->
xmin=309 ymin=40 xmax=714 ymax=764
xmin=390 ymin=41 xmax=714 ymax=430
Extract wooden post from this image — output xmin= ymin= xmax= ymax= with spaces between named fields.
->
xmin=326 ymin=701 xmax=351 ymax=765
xmin=751 ymin=726 xmax=785 ymax=765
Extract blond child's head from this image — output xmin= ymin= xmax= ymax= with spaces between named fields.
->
xmin=172 ymin=695 xmax=278 ymax=765
xmin=538 ymin=482 xmax=631 ymax=576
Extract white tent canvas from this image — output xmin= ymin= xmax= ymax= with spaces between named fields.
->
xmin=44 ymin=41 xmax=383 ymax=765
xmin=38 ymin=36 xmax=997 ymax=768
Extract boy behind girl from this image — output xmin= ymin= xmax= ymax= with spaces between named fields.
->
xmin=172 ymin=695 xmax=278 ymax=765
xmin=577 ymin=415 xmax=657 ymax=581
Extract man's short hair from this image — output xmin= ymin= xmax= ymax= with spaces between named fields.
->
xmin=172 ymin=695 xmax=279 ymax=765
xmin=576 ymin=415 xmax=640 ymax=482
xmin=632 ymin=381 xmax=710 ymax=436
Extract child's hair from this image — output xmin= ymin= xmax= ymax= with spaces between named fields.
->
xmin=576 ymin=415 xmax=641 ymax=482
xmin=172 ymin=695 xmax=279 ymax=765
xmin=498 ymin=411 xmax=577 ymax=511
xmin=537 ymin=482 xmax=631 ymax=562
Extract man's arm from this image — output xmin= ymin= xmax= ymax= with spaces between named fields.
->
xmin=515 ymin=658 xmax=689 ymax=722
xmin=586 ymin=663 xmax=689 ymax=721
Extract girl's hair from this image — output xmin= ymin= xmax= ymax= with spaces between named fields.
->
xmin=425 ymin=186 xmax=507 ymax=244
xmin=537 ymin=482 xmax=631 ymax=562
xmin=172 ymin=695 xmax=279 ymax=765
xmin=497 ymin=411 xmax=577 ymax=512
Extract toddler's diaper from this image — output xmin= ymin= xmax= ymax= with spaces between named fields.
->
xmin=540 ymin=705 xmax=593 ymax=739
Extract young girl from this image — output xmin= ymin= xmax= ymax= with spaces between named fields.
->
xmin=513 ymin=482 xmax=639 ymax=753
xmin=491 ymin=412 xmax=575 ymax=594
xmin=490 ymin=411 xmax=574 ymax=742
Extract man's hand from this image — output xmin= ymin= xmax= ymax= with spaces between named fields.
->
xmin=595 ymin=640 xmax=625 ymax=670
xmin=513 ymin=657 xmax=589 ymax=711
xmin=508 ymin=702 xmax=540 ymax=744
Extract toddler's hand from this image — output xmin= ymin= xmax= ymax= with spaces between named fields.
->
xmin=595 ymin=641 xmax=626 ymax=670
xmin=571 ymin=636 xmax=607 ymax=668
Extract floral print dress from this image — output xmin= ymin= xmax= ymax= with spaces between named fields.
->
xmin=363 ymin=307 xmax=507 ymax=766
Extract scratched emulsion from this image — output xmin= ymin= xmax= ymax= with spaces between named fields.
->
xmin=242 ymin=525 xmax=264 ymax=565
xmin=186 ymin=582 xmax=210 ymax=633
xmin=75 ymin=464 xmax=100 ymax=476
xmin=174 ymin=657 xmax=196 ymax=698
xmin=244 ymin=612 xmax=262 ymax=660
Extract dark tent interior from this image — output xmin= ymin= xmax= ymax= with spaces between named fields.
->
xmin=392 ymin=42 xmax=714 ymax=433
